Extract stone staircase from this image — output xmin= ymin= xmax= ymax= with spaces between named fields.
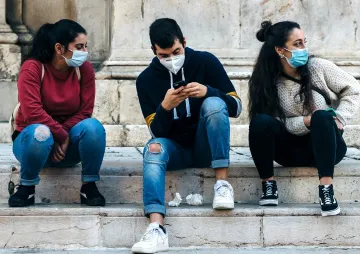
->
xmin=0 ymin=61 xmax=360 ymax=251
xmin=1 ymin=143 xmax=360 ymax=249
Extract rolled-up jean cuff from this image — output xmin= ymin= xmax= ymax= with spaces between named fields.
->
xmin=82 ymin=175 xmax=100 ymax=182
xmin=212 ymin=159 xmax=229 ymax=169
xmin=20 ymin=177 xmax=40 ymax=186
xmin=144 ymin=204 xmax=166 ymax=218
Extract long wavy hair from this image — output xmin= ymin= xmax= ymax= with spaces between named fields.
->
xmin=248 ymin=21 xmax=313 ymax=121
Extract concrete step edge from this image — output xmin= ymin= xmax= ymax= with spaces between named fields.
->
xmin=1 ymin=203 xmax=360 ymax=217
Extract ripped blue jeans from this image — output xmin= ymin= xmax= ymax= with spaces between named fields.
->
xmin=143 ymin=97 xmax=231 ymax=217
xmin=12 ymin=118 xmax=106 ymax=186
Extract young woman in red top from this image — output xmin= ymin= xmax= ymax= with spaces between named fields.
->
xmin=9 ymin=19 xmax=106 ymax=207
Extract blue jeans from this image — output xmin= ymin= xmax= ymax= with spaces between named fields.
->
xmin=13 ymin=118 xmax=106 ymax=186
xmin=143 ymin=97 xmax=230 ymax=216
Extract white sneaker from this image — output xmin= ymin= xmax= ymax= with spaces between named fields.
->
xmin=212 ymin=180 xmax=234 ymax=209
xmin=131 ymin=222 xmax=169 ymax=253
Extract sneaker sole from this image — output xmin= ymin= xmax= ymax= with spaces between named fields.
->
xmin=8 ymin=196 xmax=35 ymax=207
xmin=213 ymin=203 xmax=235 ymax=210
xmin=80 ymin=195 xmax=106 ymax=207
xmin=259 ymin=199 xmax=279 ymax=206
xmin=131 ymin=245 xmax=169 ymax=253
xmin=321 ymin=206 xmax=341 ymax=217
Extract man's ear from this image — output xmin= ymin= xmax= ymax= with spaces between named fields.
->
xmin=183 ymin=38 xmax=186 ymax=48
xmin=151 ymin=46 xmax=156 ymax=55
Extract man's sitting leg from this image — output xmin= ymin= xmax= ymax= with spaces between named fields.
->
xmin=194 ymin=96 xmax=234 ymax=209
xmin=132 ymin=138 xmax=188 ymax=253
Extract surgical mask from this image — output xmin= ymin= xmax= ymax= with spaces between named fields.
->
xmin=62 ymin=48 xmax=88 ymax=67
xmin=283 ymin=48 xmax=309 ymax=68
xmin=159 ymin=54 xmax=185 ymax=75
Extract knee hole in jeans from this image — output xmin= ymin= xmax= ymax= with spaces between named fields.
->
xmin=148 ymin=143 xmax=161 ymax=154
xmin=34 ymin=125 xmax=51 ymax=142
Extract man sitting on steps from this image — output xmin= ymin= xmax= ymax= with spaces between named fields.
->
xmin=132 ymin=18 xmax=242 ymax=253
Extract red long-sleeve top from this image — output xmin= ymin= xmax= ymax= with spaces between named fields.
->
xmin=15 ymin=59 xmax=96 ymax=143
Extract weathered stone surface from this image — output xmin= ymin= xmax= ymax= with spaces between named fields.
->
xmin=0 ymin=81 xmax=17 ymax=121
xmin=230 ymin=80 xmax=249 ymax=125
xmin=0 ymin=123 xmax=11 ymax=143
xmin=103 ymin=125 xmax=125 ymax=146
xmin=119 ymin=81 xmax=145 ymax=124
xmin=343 ymin=125 xmax=360 ymax=147
xmin=1 ymin=248 xmax=360 ymax=254
xmin=93 ymin=80 xmax=121 ymax=124
xmin=110 ymin=0 xmax=144 ymax=60
xmin=0 ymin=44 xmax=21 ymax=80
xmin=240 ymin=0 xmax=359 ymax=58
xmin=263 ymin=216 xmax=360 ymax=246
xmin=101 ymin=216 xmax=261 ymax=248
xmin=74 ymin=0 xmax=110 ymax=63
xmin=0 ymin=215 xmax=100 ymax=248
xmin=22 ymin=0 xmax=77 ymax=32
xmin=123 ymin=125 xmax=151 ymax=147
xmin=1 ymin=204 xmax=360 ymax=248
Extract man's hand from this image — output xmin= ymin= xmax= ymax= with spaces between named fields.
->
xmin=52 ymin=137 xmax=70 ymax=163
xmin=161 ymin=87 xmax=188 ymax=111
xmin=181 ymin=82 xmax=208 ymax=98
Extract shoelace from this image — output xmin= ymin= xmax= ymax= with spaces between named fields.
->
xmin=322 ymin=186 xmax=332 ymax=205
xmin=265 ymin=182 xmax=274 ymax=196
xmin=141 ymin=228 xmax=160 ymax=242
xmin=216 ymin=185 xmax=231 ymax=198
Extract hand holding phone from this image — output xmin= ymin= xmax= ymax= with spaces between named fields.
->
xmin=162 ymin=86 xmax=188 ymax=111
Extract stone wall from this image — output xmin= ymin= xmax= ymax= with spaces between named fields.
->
xmin=7 ymin=0 xmax=360 ymax=64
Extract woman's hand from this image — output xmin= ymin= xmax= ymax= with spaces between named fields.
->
xmin=303 ymin=115 xmax=311 ymax=128
xmin=52 ymin=137 xmax=70 ymax=163
xmin=334 ymin=117 xmax=344 ymax=130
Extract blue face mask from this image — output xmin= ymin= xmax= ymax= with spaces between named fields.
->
xmin=283 ymin=48 xmax=309 ymax=68
xmin=63 ymin=48 xmax=88 ymax=67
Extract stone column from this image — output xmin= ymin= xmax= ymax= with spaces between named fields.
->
xmin=6 ymin=0 xmax=33 ymax=62
xmin=0 ymin=0 xmax=21 ymax=123
xmin=0 ymin=0 xmax=20 ymax=80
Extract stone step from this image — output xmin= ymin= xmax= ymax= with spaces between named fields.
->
xmin=1 ymin=123 xmax=360 ymax=147
xmin=1 ymin=247 xmax=360 ymax=253
xmin=0 ymin=144 xmax=360 ymax=205
xmin=1 ymin=203 xmax=360 ymax=249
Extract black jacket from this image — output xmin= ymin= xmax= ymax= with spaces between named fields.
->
xmin=136 ymin=47 xmax=242 ymax=147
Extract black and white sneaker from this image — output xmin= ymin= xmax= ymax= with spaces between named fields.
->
xmin=80 ymin=182 xmax=106 ymax=206
xmin=319 ymin=184 xmax=340 ymax=216
xmin=8 ymin=185 xmax=35 ymax=207
xmin=259 ymin=180 xmax=278 ymax=206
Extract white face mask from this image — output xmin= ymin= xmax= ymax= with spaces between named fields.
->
xmin=159 ymin=54 xmax=185 ymax=75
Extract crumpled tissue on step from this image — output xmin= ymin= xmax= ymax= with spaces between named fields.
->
xmin=168 ymin=193 xmax=182 ymax=207
xmin=186 ymin=194 xmax=203 ymax=206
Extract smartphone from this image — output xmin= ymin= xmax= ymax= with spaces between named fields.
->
xmin=173 ymin=80 xmax=187 ymax=89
